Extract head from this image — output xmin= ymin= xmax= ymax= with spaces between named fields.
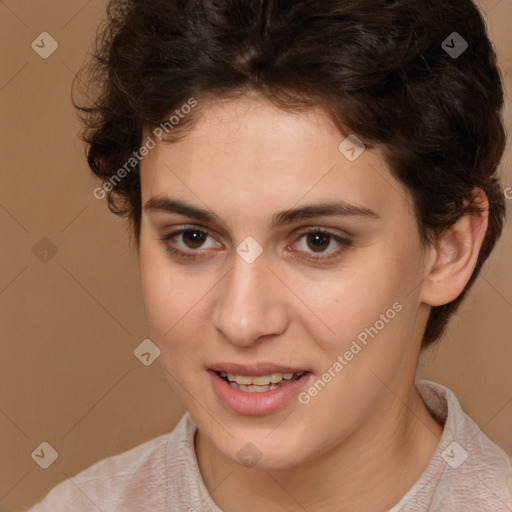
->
xmin=76 ymin=0 xmax=506 ymax=470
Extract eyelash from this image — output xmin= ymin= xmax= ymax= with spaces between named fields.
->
xmin=159 ymin=226 xmax=352 ymax=263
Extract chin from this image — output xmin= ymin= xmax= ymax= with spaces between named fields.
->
xmin=213 ymin=428 xmax=308 ymax=471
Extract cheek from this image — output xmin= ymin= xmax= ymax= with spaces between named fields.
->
xmin=139 ymin=242 xmax=187 ymax=337
xmin=139 ymin=241 xmax=216 ymax=351
xmin=305 ymin=243 xmax=419 ymax=356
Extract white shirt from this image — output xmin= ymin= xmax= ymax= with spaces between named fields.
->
xmin=28 ymin=380 xmax=512 ymax=511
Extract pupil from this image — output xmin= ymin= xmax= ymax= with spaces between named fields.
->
xmin=307 ymin=233 xmax=329 ymax=252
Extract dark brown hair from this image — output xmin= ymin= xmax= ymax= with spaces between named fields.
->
xmin=75 ymin=0 xmax=507 ymax=348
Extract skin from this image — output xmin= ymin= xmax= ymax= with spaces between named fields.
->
xmin=138 ymin=93 xmax=488 ymax=511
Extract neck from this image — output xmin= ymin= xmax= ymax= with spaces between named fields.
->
xmin=195 ymin=383 xmax=442 ymax=512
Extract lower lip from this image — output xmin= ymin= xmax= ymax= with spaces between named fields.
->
xmin=209 ymin=370 xmax=312 ymax=416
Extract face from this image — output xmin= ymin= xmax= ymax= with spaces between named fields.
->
xmin=138 ymin=94 xmax=432 ymax=470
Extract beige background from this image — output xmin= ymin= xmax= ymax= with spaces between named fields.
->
xmin=0 ymin=0 xmax=511 ymax=510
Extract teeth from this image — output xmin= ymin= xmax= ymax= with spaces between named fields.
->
xmin=220 ymin=371 xmax=302 ymax=386
xmin=235 ymin=383 xmax=280 ymax=392
xmin=227 ymin=373 xmax=252 ymax=385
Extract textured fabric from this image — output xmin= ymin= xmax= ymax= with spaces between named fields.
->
xmin=28 ymin=380 xmax=512 ymax=511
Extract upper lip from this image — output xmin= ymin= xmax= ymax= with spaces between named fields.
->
xmin=209 ymin=362 xmax=309 ymax=376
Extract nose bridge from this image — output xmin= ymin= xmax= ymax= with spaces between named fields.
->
xmin=212 ymin=252 xmax=288 ymax=346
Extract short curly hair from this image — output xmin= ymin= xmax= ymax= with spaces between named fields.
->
xmin=75 ymin=0 xmax=507 ymax=349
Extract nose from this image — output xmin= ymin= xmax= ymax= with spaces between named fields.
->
xmin=211 ymin=253 xmax=289 ymax=347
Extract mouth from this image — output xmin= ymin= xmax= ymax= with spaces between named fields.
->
xmin=208 ymin=364 xmax=312 ymax=415
xmin=216 ymin=371 xmax=304 ymax=392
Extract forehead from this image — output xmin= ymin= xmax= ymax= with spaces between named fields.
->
xmin=139 ymin=96 xmax=408 ymax=222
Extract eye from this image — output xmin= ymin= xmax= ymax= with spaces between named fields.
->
xmin=159 ymin=226 xmax=220 ymax=259
xmin=290 ymin=228 xmax=352 ymax=261
xmin=159 ymin=225 xmax=352 ymax=262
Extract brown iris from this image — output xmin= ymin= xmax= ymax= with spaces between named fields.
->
xmin=182 ymin=230 xmax=207 ymax=249
xmin=306 ymin=232 xmax=330 ymax=252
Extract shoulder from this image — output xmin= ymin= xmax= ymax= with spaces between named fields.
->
xmin=27 ymin=415 xmax=190 ymax=512
xmin=399 ymin=380 xmax=512 ymax=511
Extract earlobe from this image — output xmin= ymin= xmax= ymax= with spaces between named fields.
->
xmin=420 ymin=189 xmax=489 ymax=307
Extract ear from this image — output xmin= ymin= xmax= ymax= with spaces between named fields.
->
xmin=420 ymin=188 xmax=489 ymax=307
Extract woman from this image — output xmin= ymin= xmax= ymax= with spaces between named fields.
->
xmin=29 ymin=0 xmax=512 ymax=510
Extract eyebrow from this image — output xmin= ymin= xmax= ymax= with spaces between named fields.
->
xmin=144 ymin=196 xmax=380 ymax=228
